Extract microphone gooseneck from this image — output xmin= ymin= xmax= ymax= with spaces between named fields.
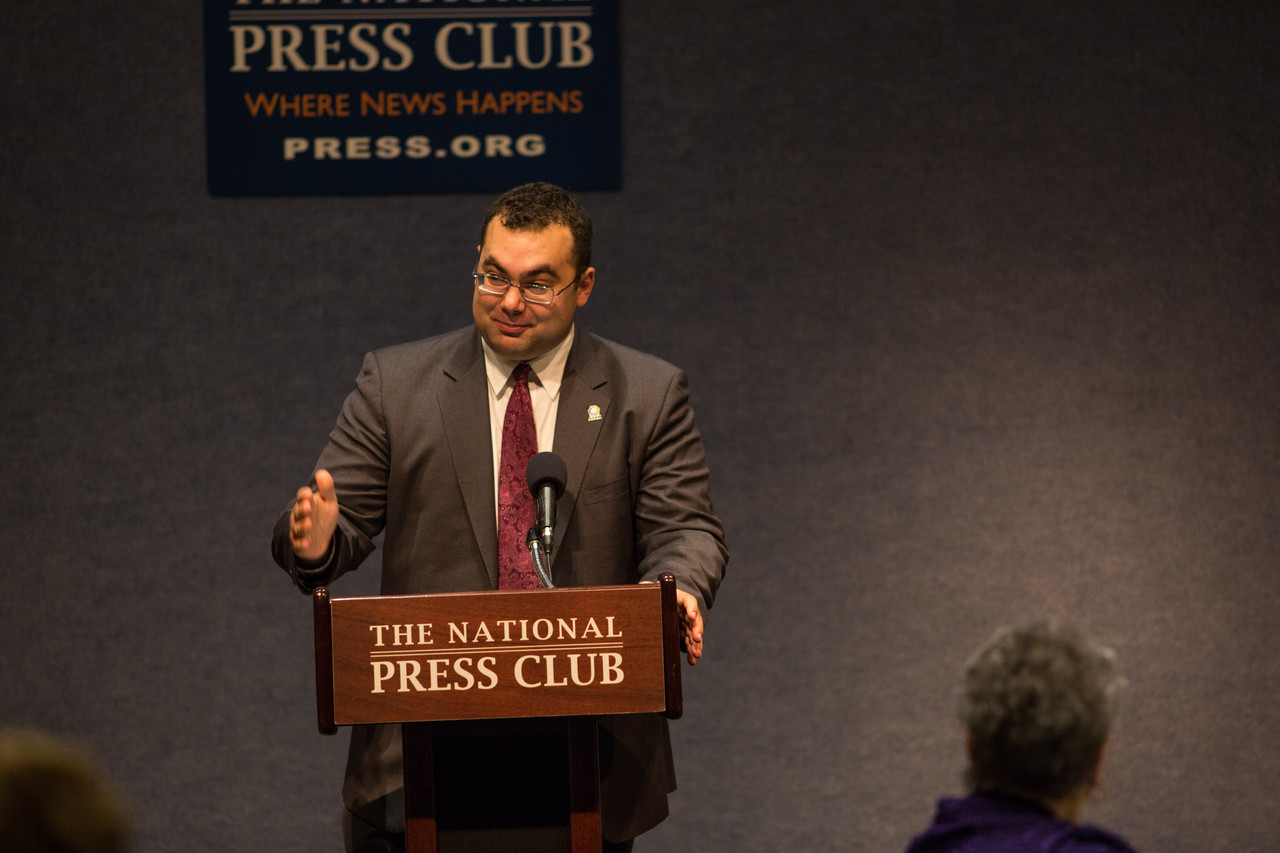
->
xmin=525 ymin=452 xmax=568 ymax=587
xmin=526 ymin=527 xmax=554 ymax=589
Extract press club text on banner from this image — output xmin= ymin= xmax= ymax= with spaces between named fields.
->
xmin=203 ymin=1 xmax=621 ymax=196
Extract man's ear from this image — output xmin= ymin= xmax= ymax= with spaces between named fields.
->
xmin=575 ymin=267 xmax=595 ymax=307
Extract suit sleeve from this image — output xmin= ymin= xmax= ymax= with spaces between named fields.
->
xmin=632 ymin=369 xmax=728 ymax=613
xmin=271 ymin=351 xmax=392 ymax=593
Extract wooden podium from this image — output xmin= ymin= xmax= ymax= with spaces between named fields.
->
xmin=313 ymin=574 xmax=684 ymax=853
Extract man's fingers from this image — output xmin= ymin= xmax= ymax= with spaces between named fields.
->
xmin=314 ymin=469 xmax=336 ymax=501
xmin=289 ymin=471 xmax=339 ymax=562
xmin=675 ymin=593 xmax=704 ymax=664
xmin=682 ymin=600 xmax=702 ymax=635
xmin=290 ymin=489 xmax=311 ymax=533
xmin=644 ymin=586 xmax=705 ymax=664
xmin=685 ymin=630 xmax=703 ymax=665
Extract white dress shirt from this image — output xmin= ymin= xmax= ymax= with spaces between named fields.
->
xmin=480 ymin=325 xmax=575 ymax=517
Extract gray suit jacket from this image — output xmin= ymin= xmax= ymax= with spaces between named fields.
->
xmin=273 ymin=326 xmax=728 ymax=841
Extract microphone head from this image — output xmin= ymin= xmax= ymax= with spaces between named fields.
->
xmin=526 ymin=452 xmax=568 ymax=498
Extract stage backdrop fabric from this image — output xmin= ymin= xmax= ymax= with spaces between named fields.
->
xmin=2 ymin=3 xmax=1278 ymax=851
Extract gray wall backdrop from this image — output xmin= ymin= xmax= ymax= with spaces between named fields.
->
xmin=3 ymin=3 xmax=1278 ymax=851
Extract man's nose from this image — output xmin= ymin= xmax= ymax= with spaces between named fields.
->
xmin=499 ymin=286 xmax=528 ymax=312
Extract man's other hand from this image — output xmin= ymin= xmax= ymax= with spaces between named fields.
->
xmin=290 ymin=468 xmax=338 ymax=562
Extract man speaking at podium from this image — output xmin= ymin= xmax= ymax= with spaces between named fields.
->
xmin=271 ymin=182 xmax=728 ymax=852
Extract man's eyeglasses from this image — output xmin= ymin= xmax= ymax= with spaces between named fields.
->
xmin=472 ymin=267 xmax=579 ymax=306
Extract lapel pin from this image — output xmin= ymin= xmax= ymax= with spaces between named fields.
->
xmin=587 ymin=405 xmax=602 ymax=422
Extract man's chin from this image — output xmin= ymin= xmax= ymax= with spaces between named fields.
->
xmin=485 ymin=331 xmax=536 ymax=360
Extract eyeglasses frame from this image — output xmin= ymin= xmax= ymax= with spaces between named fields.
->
xmin=471 ymin=265 xmax=582 ymax=305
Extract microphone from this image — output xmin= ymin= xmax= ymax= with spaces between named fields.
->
xmin=526 ymin=452 xmax=567 ymax=568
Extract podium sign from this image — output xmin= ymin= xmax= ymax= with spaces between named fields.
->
xmin=311 ymin=577 xmax=682 ymax=851
xmin=315 ymin=584 xmax=675 ymax=731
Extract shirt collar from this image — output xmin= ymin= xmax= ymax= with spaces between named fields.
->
xmin=481 ymin=325 xmax=575 ymax=400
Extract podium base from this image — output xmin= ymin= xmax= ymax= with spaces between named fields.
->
xmin=439 ymin=827 xmax=570 ymax=853
xmin=402 ymin=718 xmax=602 ymax=853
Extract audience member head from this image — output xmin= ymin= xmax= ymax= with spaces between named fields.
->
xmin=0 ymin=729 xmax=131 ymax=853
xmin=960 ymin=622 xmax=1122 ymax=820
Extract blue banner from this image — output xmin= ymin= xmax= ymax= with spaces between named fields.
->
xmin=203 ymin=1 xmax=620 ymax=196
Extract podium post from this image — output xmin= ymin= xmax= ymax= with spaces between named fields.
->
xmin=313 ymin=574 xmax=684 ymax=853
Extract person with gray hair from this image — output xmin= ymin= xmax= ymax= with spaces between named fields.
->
xmin=905 ymin=622 xmax=1137 ymax=853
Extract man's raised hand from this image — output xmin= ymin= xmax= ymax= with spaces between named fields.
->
xmin=289 ymin=468 xmax=338 ymax=562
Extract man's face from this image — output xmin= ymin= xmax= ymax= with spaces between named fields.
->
xmin=472 ymin=220 xmax=594 ymax=362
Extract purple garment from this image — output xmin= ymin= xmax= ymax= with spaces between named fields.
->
xmin=905 ymin=792 xmax=1137 ymax=853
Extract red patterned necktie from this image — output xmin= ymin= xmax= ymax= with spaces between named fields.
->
xmin=497 ymin=363 xmax=539 ymax=589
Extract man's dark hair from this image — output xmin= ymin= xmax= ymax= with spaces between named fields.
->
xmin=481 ymin=182 xmax=593 ymax=276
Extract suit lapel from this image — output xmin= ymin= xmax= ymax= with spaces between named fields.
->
xmin=438 ymin=331 xmax=500 ymax=587
xmin=552 ymin=332 xmax=611 ymax=570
